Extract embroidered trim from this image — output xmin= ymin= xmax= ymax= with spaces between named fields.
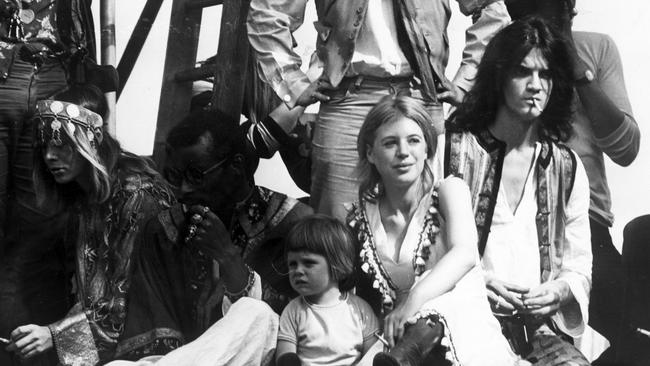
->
xmin=349 ymin=190 xmax=441 ymax=313
xmin=407 ymin=309 xmax=461 ymax=366
xmin=348 ymin=202 xmax=397 ymax=311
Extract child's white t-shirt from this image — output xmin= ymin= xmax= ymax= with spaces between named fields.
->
xmin=277 ymin=292 xmax=379 ymax=366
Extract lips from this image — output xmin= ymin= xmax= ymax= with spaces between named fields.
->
xmin=49 ymin=167 xmax=67 ymax=175
xmin=393 ymin=163 xmax=413 ymax=172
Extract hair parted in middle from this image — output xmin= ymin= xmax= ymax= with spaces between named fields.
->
xmin=33 ymin=84 xmax=161 ymax=208
xmin=356 ymin=95 xmax=441 ymax=204
xmin=449 ymin=16 xmax=575 ymax=142
xmin=285 ymin=214 xmax=357 ymax=291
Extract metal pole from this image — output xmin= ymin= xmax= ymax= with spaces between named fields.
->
xmin=100 ymin=0 xmax=117 ymax=137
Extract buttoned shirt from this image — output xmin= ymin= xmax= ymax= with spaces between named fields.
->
xmin=247 ymin=0 xmax=510 ymax=108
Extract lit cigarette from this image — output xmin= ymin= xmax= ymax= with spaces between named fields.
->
xmin=0 ymin=337 xmax=9 ymax=344
xmin=636 ymin=328 xmax=650 ymax=338
xmin=532 ymin=98 xmax=542 ymax=111
xmin=374 ymin=332 xmax=389 ymax=348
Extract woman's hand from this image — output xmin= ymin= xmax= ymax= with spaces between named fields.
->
xmin=484 ymin=272 xmax=528 ymax=314
xmin=383 ymin=297 xmax=420 ymax=348
xmin=521 ymin=280 xmax=571 ymax=318
xmin=6 ymin=325 xmax=53 ymax=360
xmin=186 ymin=205 xmax=239 ymax=263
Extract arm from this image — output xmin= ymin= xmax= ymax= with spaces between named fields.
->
xmin=572 ymin=32 xmax=640 ymax=166
xmin=276 ymin=340 xmax=298 ymax=363
xmin=276 ymin=303 xmax=299 ymax=363
xmin=243 ymin=104 xmax=306 ymax=159
xmin=407 ymin=177 xmax=478 ymax=308
xmin=452 ymin=0 xmax=510 ymax=93
xmin=247 ymin=0 xmax=312 ymax=108
xmin=383 ymin=177 xmax=477 ymax=346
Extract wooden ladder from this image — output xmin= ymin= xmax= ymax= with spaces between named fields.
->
xmin=151 ymin=0 xmax=251 ymax=165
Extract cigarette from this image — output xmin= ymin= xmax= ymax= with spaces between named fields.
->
xmin=374 ymin=332 xmax=389 ymax=348
xmin=0 ymin=337 xmax=10 ymax=344
xmin=636 ymin=328 xmax=650 ymax=338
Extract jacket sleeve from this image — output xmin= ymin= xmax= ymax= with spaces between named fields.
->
xmin=552 ymin=156 xmax=592 ymax=337
xmin=453 ymin=0 xmax=510 ymax=92
xmin=247 ymin=0 xmax=311 ymax=108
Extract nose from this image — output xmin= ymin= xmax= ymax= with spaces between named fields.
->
xmin=527 ymin=71 xmax=543 ymax=91
xmin=396 ymin=141 xmax=409 ymax=158
xmin=44 ymin=145 xmax=59 ymax=162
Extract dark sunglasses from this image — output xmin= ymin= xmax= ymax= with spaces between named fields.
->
xmin=165 ymin=157 xmax=228 ymax=187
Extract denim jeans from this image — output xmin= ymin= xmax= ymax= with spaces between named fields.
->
xmin=0 ymin=57 xmax=68 ymax=366
xmin=310 ymin=77 xmax=443 ymax=220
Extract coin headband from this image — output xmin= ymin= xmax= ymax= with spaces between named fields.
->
xmin=33 ymin=100 xmax=104 ymax=148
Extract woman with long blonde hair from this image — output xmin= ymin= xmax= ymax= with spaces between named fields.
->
xmin=5 ymin=85 xmax=174 ymax=365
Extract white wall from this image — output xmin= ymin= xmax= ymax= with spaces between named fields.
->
xmin=104 ymin=1 xmax=650 ymax=247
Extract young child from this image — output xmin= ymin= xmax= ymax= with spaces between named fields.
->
xmin=277 ymin=214 xmax=380 ymax=366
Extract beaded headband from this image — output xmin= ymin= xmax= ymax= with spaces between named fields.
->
xmin=33 ymin=100 xmax=104 ymax=148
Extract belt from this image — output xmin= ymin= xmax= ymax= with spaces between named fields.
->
xmin=338 ymin=74 xmax=420 ymax=88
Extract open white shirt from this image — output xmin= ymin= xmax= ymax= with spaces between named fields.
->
xmin=481 ymin=143 xmax=592 ymax=337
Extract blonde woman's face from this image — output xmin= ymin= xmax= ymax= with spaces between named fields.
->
xmin=42 ymin=142 xmax=87 ymax=184
xmin=366 ymin=116 xmax=427 ymax=190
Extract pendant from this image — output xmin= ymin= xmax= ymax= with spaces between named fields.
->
xmin=18 ymin=9 xmax=35 ymax=25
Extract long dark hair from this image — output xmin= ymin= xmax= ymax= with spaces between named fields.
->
xmin=449 ymin=17 xmax=574 ymax=142
xmin=33 ymin=84 xmax=161 ymax=208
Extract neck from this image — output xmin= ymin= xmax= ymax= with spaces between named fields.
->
xmin=491 ymin=107 xmax=539 ymax=150
xmin=382 ymin=179 xmax=424 ymax=218
xmin=305 ymin=284 xmax=342 ymax=306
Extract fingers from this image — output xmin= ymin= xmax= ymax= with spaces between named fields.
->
xmin=310 ymin=91 xmax=330 ymax=103
xmin=486 ymin=280 xmax=526 ymax=310
xmin=383 ymin=317 xmax=394 ymax=348
xmin=383 ymin=315 xmax=407 ymax=348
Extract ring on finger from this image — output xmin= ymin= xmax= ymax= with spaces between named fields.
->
xmin=191 ymin=213 xmax=203 ymax=224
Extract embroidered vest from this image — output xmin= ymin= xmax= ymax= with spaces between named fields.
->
xmin=444 ymin=129 xmax=576 ymax=283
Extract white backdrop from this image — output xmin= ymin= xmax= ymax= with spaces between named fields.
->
xmin=103 ymin=1 xmax=650 ymax=249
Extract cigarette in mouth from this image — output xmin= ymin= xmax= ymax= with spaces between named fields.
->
xmin=0 ymin=337 xmax=10 ymax=344
xmin=532 ymin=98 xmax=542 ymax=111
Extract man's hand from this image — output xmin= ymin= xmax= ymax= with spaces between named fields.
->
xmin=484 ymin=273 xmax=529 ymax=314
xmin=521 ymin=280 xmax=571 ymax=318
xmin=6 ymin=325 xmax=53 ymax=360
xmin=187 ymin=205 xmax=238 ymax=263
xmin=435 ymin=78 xmax=466 ymax=106
xmin=295 ymin=80 xmax=331 ymax=107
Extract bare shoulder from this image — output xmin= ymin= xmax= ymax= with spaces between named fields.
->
xmin=437 ymin=176 xmax=470 ymax=197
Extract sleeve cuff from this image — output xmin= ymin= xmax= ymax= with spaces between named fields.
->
xmin=221 ymin=271 xmax=263 ymax=315
xmin=552 ymin=277 xmax=589 ymax=337
xmin=49 ymin=303 xmax=100 ymax=366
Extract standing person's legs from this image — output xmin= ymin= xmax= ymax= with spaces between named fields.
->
xmin=588 ymin=218 xmax=625 ymax=356
xmin=310 ymin=78 xmax=442 ymax=220
xmin=0 ymin=57 xmax=68 ymax=366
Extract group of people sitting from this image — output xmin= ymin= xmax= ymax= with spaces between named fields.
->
xmin=0 ymin=0 xmax=644 ymax=366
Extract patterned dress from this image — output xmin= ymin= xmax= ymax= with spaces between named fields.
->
xmin=347 ymin=187 xmax=518 ymax=366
